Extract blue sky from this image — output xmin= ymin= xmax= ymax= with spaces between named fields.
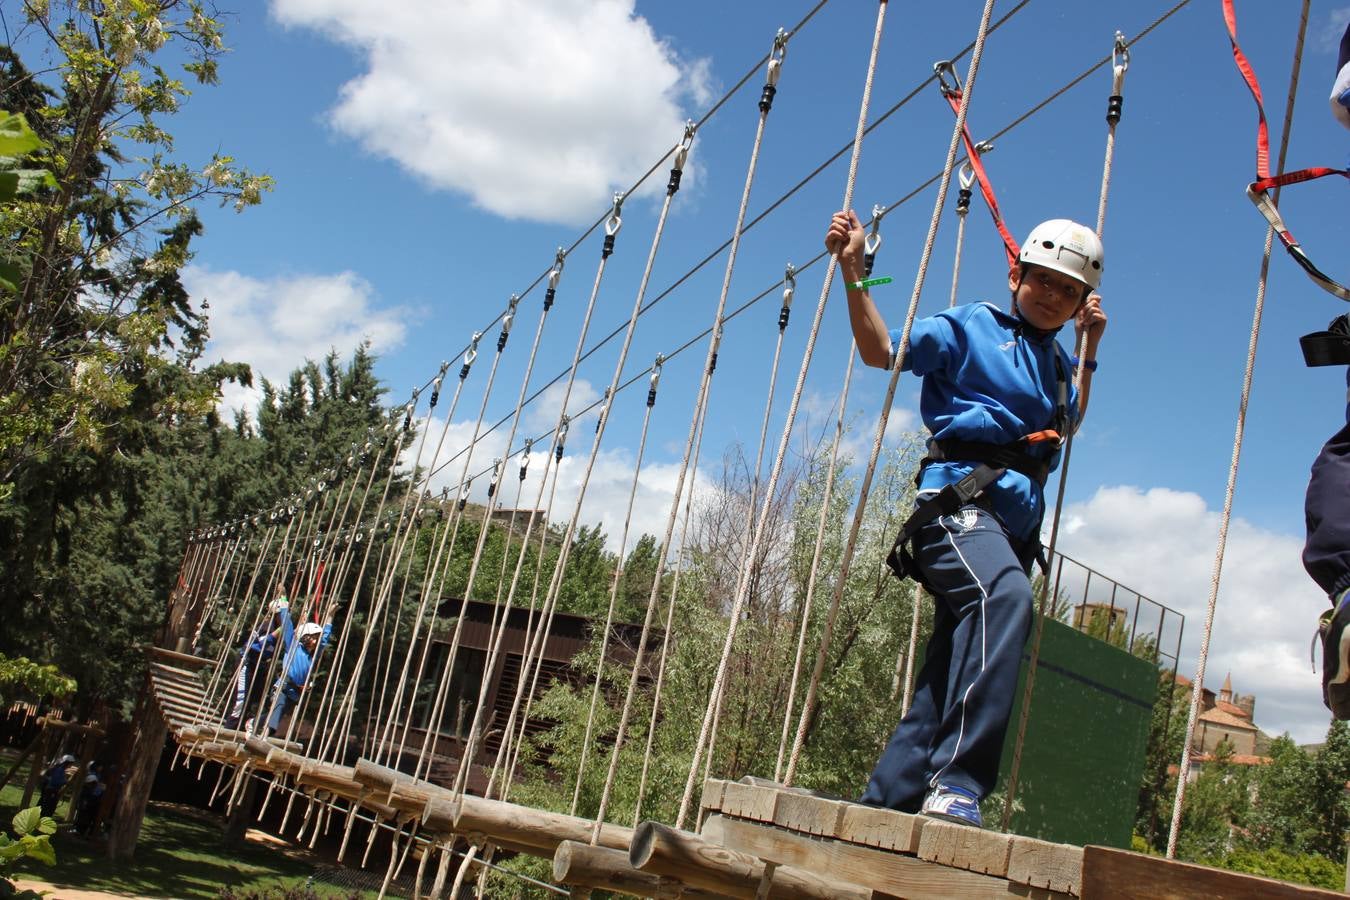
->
xmin=13 ymin=1 xmax=1350 ymax=742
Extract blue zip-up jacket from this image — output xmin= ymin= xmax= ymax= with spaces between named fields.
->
xmin=891 ymin=302 xmax=1079 ymax=542
xmin=276 ymin=615 xmax=333 ymax=699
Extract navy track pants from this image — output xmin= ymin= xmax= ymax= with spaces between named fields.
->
xmin=861 ymin=505 xmax=1033 ymax=811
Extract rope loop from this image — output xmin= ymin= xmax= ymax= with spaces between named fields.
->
xmin=545 ymin=246 xmax=566 ymax=310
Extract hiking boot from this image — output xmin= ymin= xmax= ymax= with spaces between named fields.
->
xmin=1320 ymin=589 xmax=1350 ymax=719
xmin=920 ymin=784 xmax=982 ymax=828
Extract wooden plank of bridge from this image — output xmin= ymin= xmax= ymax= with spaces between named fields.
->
xmin=719 ymin=779 xmax=779 ymax=822
xmin=1007 ymin=835 xmax=1083 ymax=895
xmin=705 ymin=778 xmax=927 ymax=855
xmin=704 ymin=814 xmax=1069 ymax=900
xmin=917 ymin=819 xmax=1013 ymax=877
xmin=1080 ymin=845 xmax=1347 ymax=900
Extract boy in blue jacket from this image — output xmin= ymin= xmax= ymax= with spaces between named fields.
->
xmin=825 ymin=210 xmax=1106 ymax=827
xmin=258 ymin=615 xmax=332 ymax=736
xmin=225 ymin=596 xmax=288 ymax=730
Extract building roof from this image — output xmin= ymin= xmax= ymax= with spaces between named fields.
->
xmin=1198 ymin=706 xmax=1258 ymax=730
xmin=1215 ymin=700 xmax=1250 ymax=719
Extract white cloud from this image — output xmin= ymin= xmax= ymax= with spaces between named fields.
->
xmin=188 ymin=266 xmax=410 ymax=417
xmin=1055 ymin=485 xmax=1331 ymax=744
xmin=1320 ymin=7 xmax=1350 ymax=54
xmin=272 ymin=0 xmax=713 ymax=224
xmin=403 ymin=408 xmax=713 ymax=558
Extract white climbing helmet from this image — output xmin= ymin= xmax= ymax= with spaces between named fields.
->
xmin=1018 ymin=219 xmax=1103 ymax=292
xmin=298 ymin=622 xmax=324 ymax=641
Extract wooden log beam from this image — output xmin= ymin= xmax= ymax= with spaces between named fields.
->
xmin=452 ymin=794 xmax=632 ymax=854
xmin=423 ymin=797 xmax=460 ymax=834
xmin=1081 ymin=845 xmax=1345 ymax=900
xmin=631 ymin=820 xmax=873 ymax=900
xmin=148 ymin=646 xmax=215 ymax=669
xmin=553 ymin=840 xmax=730 ymax=899
xmin=35 ymin=717 xmax=105 ymax=737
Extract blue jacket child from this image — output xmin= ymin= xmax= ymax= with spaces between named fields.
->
xmin=262 ymin=614 xmax=333 ymax=735
xmin=225 ymin=597 xmax=288 ymax=729
xmin=825 ymin=211 xmax=1107 ymax=828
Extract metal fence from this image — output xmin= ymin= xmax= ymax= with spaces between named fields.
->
xmin=1044 ymin=549 xmax=1185 ymax=676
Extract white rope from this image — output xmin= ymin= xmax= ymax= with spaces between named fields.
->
xmin=775 ymin=349 xmax=854 ymax=780
xmin=1000 ymin=27 xmax=1132 ymax=832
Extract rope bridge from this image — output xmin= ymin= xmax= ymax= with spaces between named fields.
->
xmin=133 ymin=1 xmax=1338 ymax=897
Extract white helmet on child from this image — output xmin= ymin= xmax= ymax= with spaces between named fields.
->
xmin=298 ymin=622 xmax=324 ymax=640
xmin=1018 ymin=219 xmax=1103 ymax=292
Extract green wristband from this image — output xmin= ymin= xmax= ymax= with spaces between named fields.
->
xmin=846 ymin=276 xmax=892 ymax=291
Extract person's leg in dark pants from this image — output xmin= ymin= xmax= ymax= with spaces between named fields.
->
xmin=862 ymin=600 xmax=955 ymax=811
xmin=918 ymin=507 xmax=1034 ymax=800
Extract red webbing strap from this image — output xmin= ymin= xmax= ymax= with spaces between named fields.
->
xmin=943 ymin=88 xmax=1020 ymax=270
xmin=1224 ymin=0 xmax=1350 ymax=301
xmin=311 ymin=560 xmax=325 ymax=619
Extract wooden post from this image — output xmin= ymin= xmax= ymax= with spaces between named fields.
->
xmin=224 ymin=776 xmax=260 ymax=849
xmin=20 ymin=727 xmax=50 ymax=810
xmin=64 ymin=730 xmax=99 ymax=824
xmin=106 ymin=683 xmax=168 ymax=861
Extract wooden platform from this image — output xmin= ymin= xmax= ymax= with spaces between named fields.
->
xmin=698 ymin=778 xmax=1077 ymax=898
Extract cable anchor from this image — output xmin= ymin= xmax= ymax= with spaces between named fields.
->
xmin=933 ymin=59 xmax=961 ymax=98
xmin=864 ymin=205 xmax=886 ymax=277
xmin=555 ymin=415 xmax=571 ymax=462
xmin=460 ymin=331 xmax=482 ymax=380
xmin=779 ymin=263 xmax=795 ymax=331
xmin=1108 ymin=31 xmax=1130 ymax=124
xmin=498 ymin=294 xmax=519 ymax=351
xmin=760 ymin=28 xmax=788 ymax=112
xmin=667 ymin=121 xmax=695 ymax=195
xmin=602 ymin=194 xmax=624 ymax=258
xmin=647 ymin=354 xmax=663 ymax=408
xmin=519 ymin=438 xmax=534 ymax=481
xmin=545 ymin=247 xmax=565 ymax=310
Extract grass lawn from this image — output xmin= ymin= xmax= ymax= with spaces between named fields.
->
xmin=0 ymin=749 xmax=370 ymax=898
